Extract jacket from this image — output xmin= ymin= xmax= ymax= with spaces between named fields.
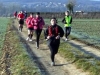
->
xmin=32 ymin=17 xmax=45 ymax=29
xmin=26 ymin=17 xmax=34 ymax=28
xmin=44 ymin=24 xmax=64 ymax=39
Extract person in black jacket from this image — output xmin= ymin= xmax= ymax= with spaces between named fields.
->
xmin=44 ymin=17 xmax=64 ymax=66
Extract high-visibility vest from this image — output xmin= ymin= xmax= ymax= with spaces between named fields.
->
xmin=64 ymin=16 xmax=71 ymax=27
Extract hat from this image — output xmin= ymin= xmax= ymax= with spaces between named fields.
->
xmin=36 ymin=12 xmax=40 ymax=15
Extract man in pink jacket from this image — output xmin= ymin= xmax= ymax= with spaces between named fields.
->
xmin=32 ymin=12 xmax=45 ymax=49
xmin=26 ymin=13 xmax=34 ymax=41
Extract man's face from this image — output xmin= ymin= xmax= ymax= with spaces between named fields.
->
xmin=65 ymin=12 xmax=69 ymax=16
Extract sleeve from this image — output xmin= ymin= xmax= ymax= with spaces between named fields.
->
xmin=40 ymin=17 xmax=45 ymax=26
xmin=58 ymin=26 xmax=64 ymax=37
xmin=70 ymin=16 xmax=72 ymax=24
xmin=25 ymin=18 xmax=30 ymax=27
xmin=25 ymin=18 xmax=28 ymax=25
xmin=44 ymin=27 xmax=48 ymax=39
xmin=62 ymin=17 xmax=67 ymax=24
xmin=31 ymin=18 xmax=34 ymax=26
xmin=17 ymin=14 xmax=19 ymax=18
xmin=42 ymin=18 xmax=45 ymax=25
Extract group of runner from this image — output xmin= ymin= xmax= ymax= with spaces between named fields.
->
xmin=13 ymin=10 xmax=72 ymax=66
xmin=14 ymin=11 xmax=27 ymax=32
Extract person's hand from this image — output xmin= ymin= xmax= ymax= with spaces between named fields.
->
xmin=34 ymin=23 xmax=37 ymax=25
xmin=56 ymin=35 xmax=60 ymax=39
xmin=47 ymin=36 xmax=50 ymax=39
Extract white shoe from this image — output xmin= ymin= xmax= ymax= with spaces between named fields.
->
xmin=65 ymin=38 xmax=68 ymax=41
xmin=36 ymin=47 xmax=39 ymax=49
xmin=26 ymin=37 xmax=29 ymax=41
xmin=29 ymin=39 xmax=32 ymax=41
xmin=51 ymin=62 xmax=55 ymax=66
xmin=46 ymin=39 xmax=48 ymax=41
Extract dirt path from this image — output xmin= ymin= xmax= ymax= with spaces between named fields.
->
xmin=13 ymin=19 xmax=90 ymax=75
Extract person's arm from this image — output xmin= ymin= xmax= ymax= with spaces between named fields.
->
xmin=69 ymin=16 xmax=72 ymax=24
xmin=59 ymin=26 xmax=64 ymax=37
xmin=41 ymin=17 xmax=45 ymax=25
xmin=62 ymin=17 xmax=67 ymax=24
xmin=25 ymin=18 xmax=29 ymax=28
xmin=17 ymin=14 xmax=20 ymax=19
xmin=55 ymin=25 xmax=64 ymax=39
xmin=44 ymin=27 xmax=48 ymax=39
xmin=22 ymin=13 xmax=25 ymax=19
xmin=31 ymin=18 xmax=34 ymax=26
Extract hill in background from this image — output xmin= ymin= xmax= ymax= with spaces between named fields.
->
xmin=0 ymin=0 xmax=100 ymax=12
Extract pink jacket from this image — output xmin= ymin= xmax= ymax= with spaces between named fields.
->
xmin=31 ymin=17 xmax=45 ymax=29
xmin=26 ymin=17 xmax=34 ymax=28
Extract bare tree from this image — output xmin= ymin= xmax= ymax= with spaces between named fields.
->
xmin=66 ymin=0 xmax=76 ymax=14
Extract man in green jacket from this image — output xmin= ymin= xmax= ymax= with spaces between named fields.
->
xmin=62 ymin=11 xmax=72 ymax=41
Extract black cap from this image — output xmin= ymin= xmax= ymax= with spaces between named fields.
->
xmin=36 ymin=12 xmax=40 ymax=15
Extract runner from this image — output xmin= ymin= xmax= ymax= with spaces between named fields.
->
xmin=62 ymin=11 xmax=72 ymax=41
xmin=17 ymin=11 xmax=24 ymax=32
xmin=24 ymin=11 xmax=27 ymax=20
xmin=44 ymin=17 xmax=64 ymax=66
xmin=13 ymin=11 xmax=17 ymax=19
xmin=32 ymin=12 xmax=45 ymax=49
xmin=25 ymin=13 xmax=34 ymax=41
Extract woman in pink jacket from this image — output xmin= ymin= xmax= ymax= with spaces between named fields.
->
xmin=32 ymin=12 xmax=45 ymax=49
xmin=25 ymin=13 xmax=34 ymax=41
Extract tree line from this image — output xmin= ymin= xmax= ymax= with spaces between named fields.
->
xmin=0 ymin=0 xmax=75 ymax=17
xmin=1 ymin=0 xmax=100 ymax=19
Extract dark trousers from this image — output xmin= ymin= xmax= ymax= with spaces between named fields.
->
xmin=65 ymin=27 xmax=71 ymax=38
xmin=48 ymin=38 xmax=60 ymax=62
xmin=34 ymin=29 xmax=42 ymax=47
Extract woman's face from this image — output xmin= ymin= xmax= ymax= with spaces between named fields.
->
xmin=36 ymin=14 xmax=39 ymax=18
xmin=65 ymin=12 xmax=69 ymax=16
xmin=50 ymin=19 xmax=56 ymax=25
xmin=30 ymin=14 xmax=33 ymax=17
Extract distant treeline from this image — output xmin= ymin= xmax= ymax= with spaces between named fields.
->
xmin=27 ymin=12 xmax=100 ymax=19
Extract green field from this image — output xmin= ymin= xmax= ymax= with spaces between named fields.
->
xmin=71 ymin=19 xmax=100 ymax=47
xmin=0 ymin=17 xmax=10 ymax=58
xmin=45 ymin=19 xmax=100 ymax=48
